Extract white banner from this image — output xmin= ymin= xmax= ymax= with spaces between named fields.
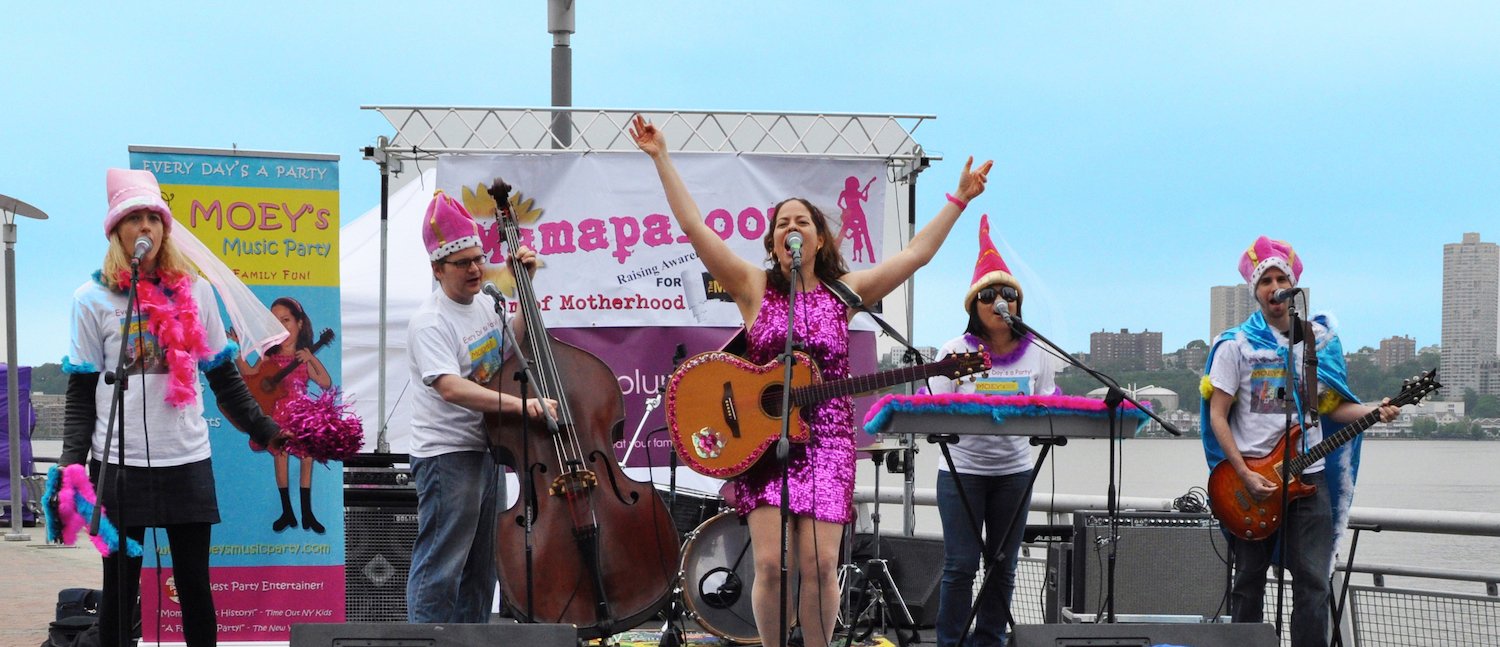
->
xmin=436 ymin=153 xmax=887 ymax=327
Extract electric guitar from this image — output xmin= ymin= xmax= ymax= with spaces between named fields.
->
xmin=1208 ymin=369 xmax=1439 ymax=540
xmin=667 ymin=350 xmax=990 ymax=478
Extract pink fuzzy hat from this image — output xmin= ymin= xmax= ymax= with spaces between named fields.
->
xmin=1238 ymin=235 xmax=1302 ymax=292
xmin=422 ymin=190 xmax=483 ymax=262
xmin=962 ymin=214 xmax=1022 ymax=310
xmin=104 ymin=168 xmax=173 ymax=238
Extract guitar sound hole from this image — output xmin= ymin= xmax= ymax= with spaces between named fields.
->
xmin=762 ymin=385 xmax=785 ymax=418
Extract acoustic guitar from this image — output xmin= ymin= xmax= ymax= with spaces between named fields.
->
xmin=667 ymin=350 xmax=990 ymax=478
xmin=247 ymin=328 xmax=335 ymax=415
xmin=1207 ymin=369 xmax=1439 ymax=540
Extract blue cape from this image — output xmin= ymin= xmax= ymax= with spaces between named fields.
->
xmin=1200 ymin=311 xmax=1363 ymax=547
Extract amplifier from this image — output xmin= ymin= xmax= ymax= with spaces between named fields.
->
xmin=344 ymin=466 xmax=413 ymax=489
xmin=1069 ymin=510 xmax=1229 ymax=619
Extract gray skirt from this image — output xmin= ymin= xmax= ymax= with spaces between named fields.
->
xmin=89 ymin=458 xmax=221 ymax=527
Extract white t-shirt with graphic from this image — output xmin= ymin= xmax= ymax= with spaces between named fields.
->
xmin=928 ymin=335 xmax=1059 ymax=477
xmin=66 ymin=276 xmax=229 ymax=467
xmin=407 ymin=289 xmax=509 ymax=458
xmin=1208 ymin=333 xmax=1328 ymax=473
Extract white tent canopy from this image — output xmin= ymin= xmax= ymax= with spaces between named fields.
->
xmin=339 ymin=168 xmax=437 ymax=453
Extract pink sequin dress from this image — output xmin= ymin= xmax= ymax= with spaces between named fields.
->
xmin=731 ymin=282 xmax=856 ymax=524
xmin=264 ymin=352 xmax=312 ymax=400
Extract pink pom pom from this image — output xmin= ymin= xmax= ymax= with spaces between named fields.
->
xmin=273 ymin=389 xmax=365 ymax=463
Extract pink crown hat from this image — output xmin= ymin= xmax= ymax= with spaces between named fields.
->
xmin=962 ymin=213 xmax=1023 ymax=310
xmin=1238 ymin=235 xmax=1303 ymax=294
xmin=104 ymin=168 xmax=173 ymax=238
xmin=422 ymin=190 xmax=484 ymax=262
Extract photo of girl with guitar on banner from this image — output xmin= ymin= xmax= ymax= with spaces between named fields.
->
xmin=230 ymin=296 xmax=336 ymax=534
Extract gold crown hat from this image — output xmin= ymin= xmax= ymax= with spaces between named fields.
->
xmin=962 ymin=214 xmax=1022 ymax=311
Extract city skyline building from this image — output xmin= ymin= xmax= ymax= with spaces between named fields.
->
xmin=1209 ymin=285 xmax=1257 ymax=341
xmin=1440 ymin=232 xmax=1499 ymax=400
xmin=1090 ymin=328 xmax=1163 ymax=370
xmin=1377 ymin=335 xmax=1417 ymax=370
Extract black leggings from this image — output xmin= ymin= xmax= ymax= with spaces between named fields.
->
xmin=100 ymin=523 xmax=216 ymax=647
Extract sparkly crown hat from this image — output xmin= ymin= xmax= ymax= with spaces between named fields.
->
xmin=422 ymin=190 xmax=483 ymax=262
xmin=963 ymin=214 xmax=1023 ymax=310
xmin=1238 ymin=235 xmax=1303 ymax=295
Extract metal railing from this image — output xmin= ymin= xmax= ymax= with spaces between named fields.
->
xmin=853 ymin=487 xmax=1500 ymax=646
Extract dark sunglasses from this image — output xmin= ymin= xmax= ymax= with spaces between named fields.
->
xmin=977 ymin=286 xmax=1020 ymax=305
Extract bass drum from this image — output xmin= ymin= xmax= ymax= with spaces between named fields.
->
xmin=680 ymin=511 xmax=798 ymax=643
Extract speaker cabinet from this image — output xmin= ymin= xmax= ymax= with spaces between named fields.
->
xmin=1013 ymin=622 xmax=1277 ymax=647
xmin=851 ymin=534 xmax=945 ymax=628
xmin=1069 ymin=510 xmax=1229 ymax=618
xmin=345 ymin=498 xmax=418 ymax=622
xmin=290 ymin=622 xmax=577 ymax=646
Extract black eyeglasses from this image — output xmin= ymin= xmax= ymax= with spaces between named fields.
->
xmin=441 ymin=256 xmax=486 ymax=270
xmin=977 ymin=286 xmax=1019 ymax=305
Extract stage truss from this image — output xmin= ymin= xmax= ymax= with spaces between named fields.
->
xmin=360 ymin=106 xmax=935 ymax=533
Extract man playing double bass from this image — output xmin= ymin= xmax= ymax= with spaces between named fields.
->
xmin=1201 ymin=236 xmax=1397 ymax=647
xmin=405 ymin=191 xmax=556 ymax=623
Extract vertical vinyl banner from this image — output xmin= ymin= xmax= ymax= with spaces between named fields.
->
xmin=129 ymin=147 xmax=343 ymax=643
xmin=436 ymin=153 xmax=885 ymax=471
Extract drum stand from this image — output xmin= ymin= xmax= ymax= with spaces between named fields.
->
xmin=838 ymin=446 xmax=920 ymax=647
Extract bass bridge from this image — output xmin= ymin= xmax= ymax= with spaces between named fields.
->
xmin=549 ymin=470 xmax=598 ymax=497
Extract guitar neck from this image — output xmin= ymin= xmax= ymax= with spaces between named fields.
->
xmin=1291 ymin=407 xmax=1381 ymax=473
xmin=791 ymin=361 xmax=951 ymax=407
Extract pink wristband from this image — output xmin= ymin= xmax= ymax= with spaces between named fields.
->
xmin=946 ymin=193 xmax=968 ymax=210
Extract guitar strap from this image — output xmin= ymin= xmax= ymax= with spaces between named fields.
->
xmin=822 ymin=279 xmax=922 ymax=361
xmin=1301 ymin=319 xmax=1320 ymax=426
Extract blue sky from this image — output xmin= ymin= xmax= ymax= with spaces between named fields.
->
xmin=3 ymin=1 xmax=1496 ymax=367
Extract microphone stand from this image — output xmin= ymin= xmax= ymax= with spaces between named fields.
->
xmin=776 ymin=246 xmax=803 ymax=647
xmin=490 ymin=295 xmax=560 ymax=624
xmin=1273 ymin=296 xmax=1314 ymax=639
xmin=998 ymin=312 xmax=1180 ymax=625
xmin=93 ymin=255 xmax=144 ymax=647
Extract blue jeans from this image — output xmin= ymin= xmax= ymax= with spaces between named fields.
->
xmin=408 ymin=451 xmax=501 ymax=623
xmin=935 ymin=469 xmax=1032 ymax=647
xmin=1228 ymin=470 xmax=1334 ymax=647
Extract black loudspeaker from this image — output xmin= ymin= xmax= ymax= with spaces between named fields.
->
xmin=345 ymin=495 xmax=418 ymax=622
xmin=1013 ymin=622 xmax=1277 ymax=647
xmin=289 ymin=622 xmax=577 ymax=646
xmin=1069 ymin=510 xmax=1229 ymax=619
xmin=856 ymin=534 xmax=945 ymax=628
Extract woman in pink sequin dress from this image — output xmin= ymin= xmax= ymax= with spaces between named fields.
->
xmin=633 ymin=115 xmax=992 ymax=647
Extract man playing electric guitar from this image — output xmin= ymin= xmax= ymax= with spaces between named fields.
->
xmin=1201 ymin=236 xmax=1398 ymax=647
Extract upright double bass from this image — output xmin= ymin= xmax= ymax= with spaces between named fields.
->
xmin=482 ymin=179 xmax=680 ymax=639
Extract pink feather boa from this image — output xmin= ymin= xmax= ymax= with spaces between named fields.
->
xmin=120 ymin=270 xmax=214 ymax=408
xmin=52 ymin=464 xmax=142 ymax=557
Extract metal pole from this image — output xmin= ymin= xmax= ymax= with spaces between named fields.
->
xmin=376 ymin=150 xmax=391 ymax=453
xmin=548 ymin=0 xmax=575 ymax=148
xmin=5 ymin=222 xmax=29 ymax=541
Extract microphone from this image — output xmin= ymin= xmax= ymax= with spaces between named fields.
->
xmin=1271 ymin=287 xmax=1302 ymax=304
xmin=131 ymin=236 xmax=152 ymax=265
xmin=482 ymin=282 xmax=507 ymax=317
xmin=993 ymin=301 xmax=1030 ymax=336
xmin=785 ymin=232 xmax=804 ymax=269
xmin=481 ymin=281 xmax=505 ymax=303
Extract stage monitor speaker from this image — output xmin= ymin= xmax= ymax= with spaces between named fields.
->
xmin=1069 ymin=510 xmax=1229 ymax=619
xmin=345 ymin=500 xmax=418 ymax=623
xmin=290 ymin=622 xmax=578 ymax=646
xmin=854 ymin=534 xmax=944 ymax=628
xmin=1013 ymin=622 xmax=1277 ymax=647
